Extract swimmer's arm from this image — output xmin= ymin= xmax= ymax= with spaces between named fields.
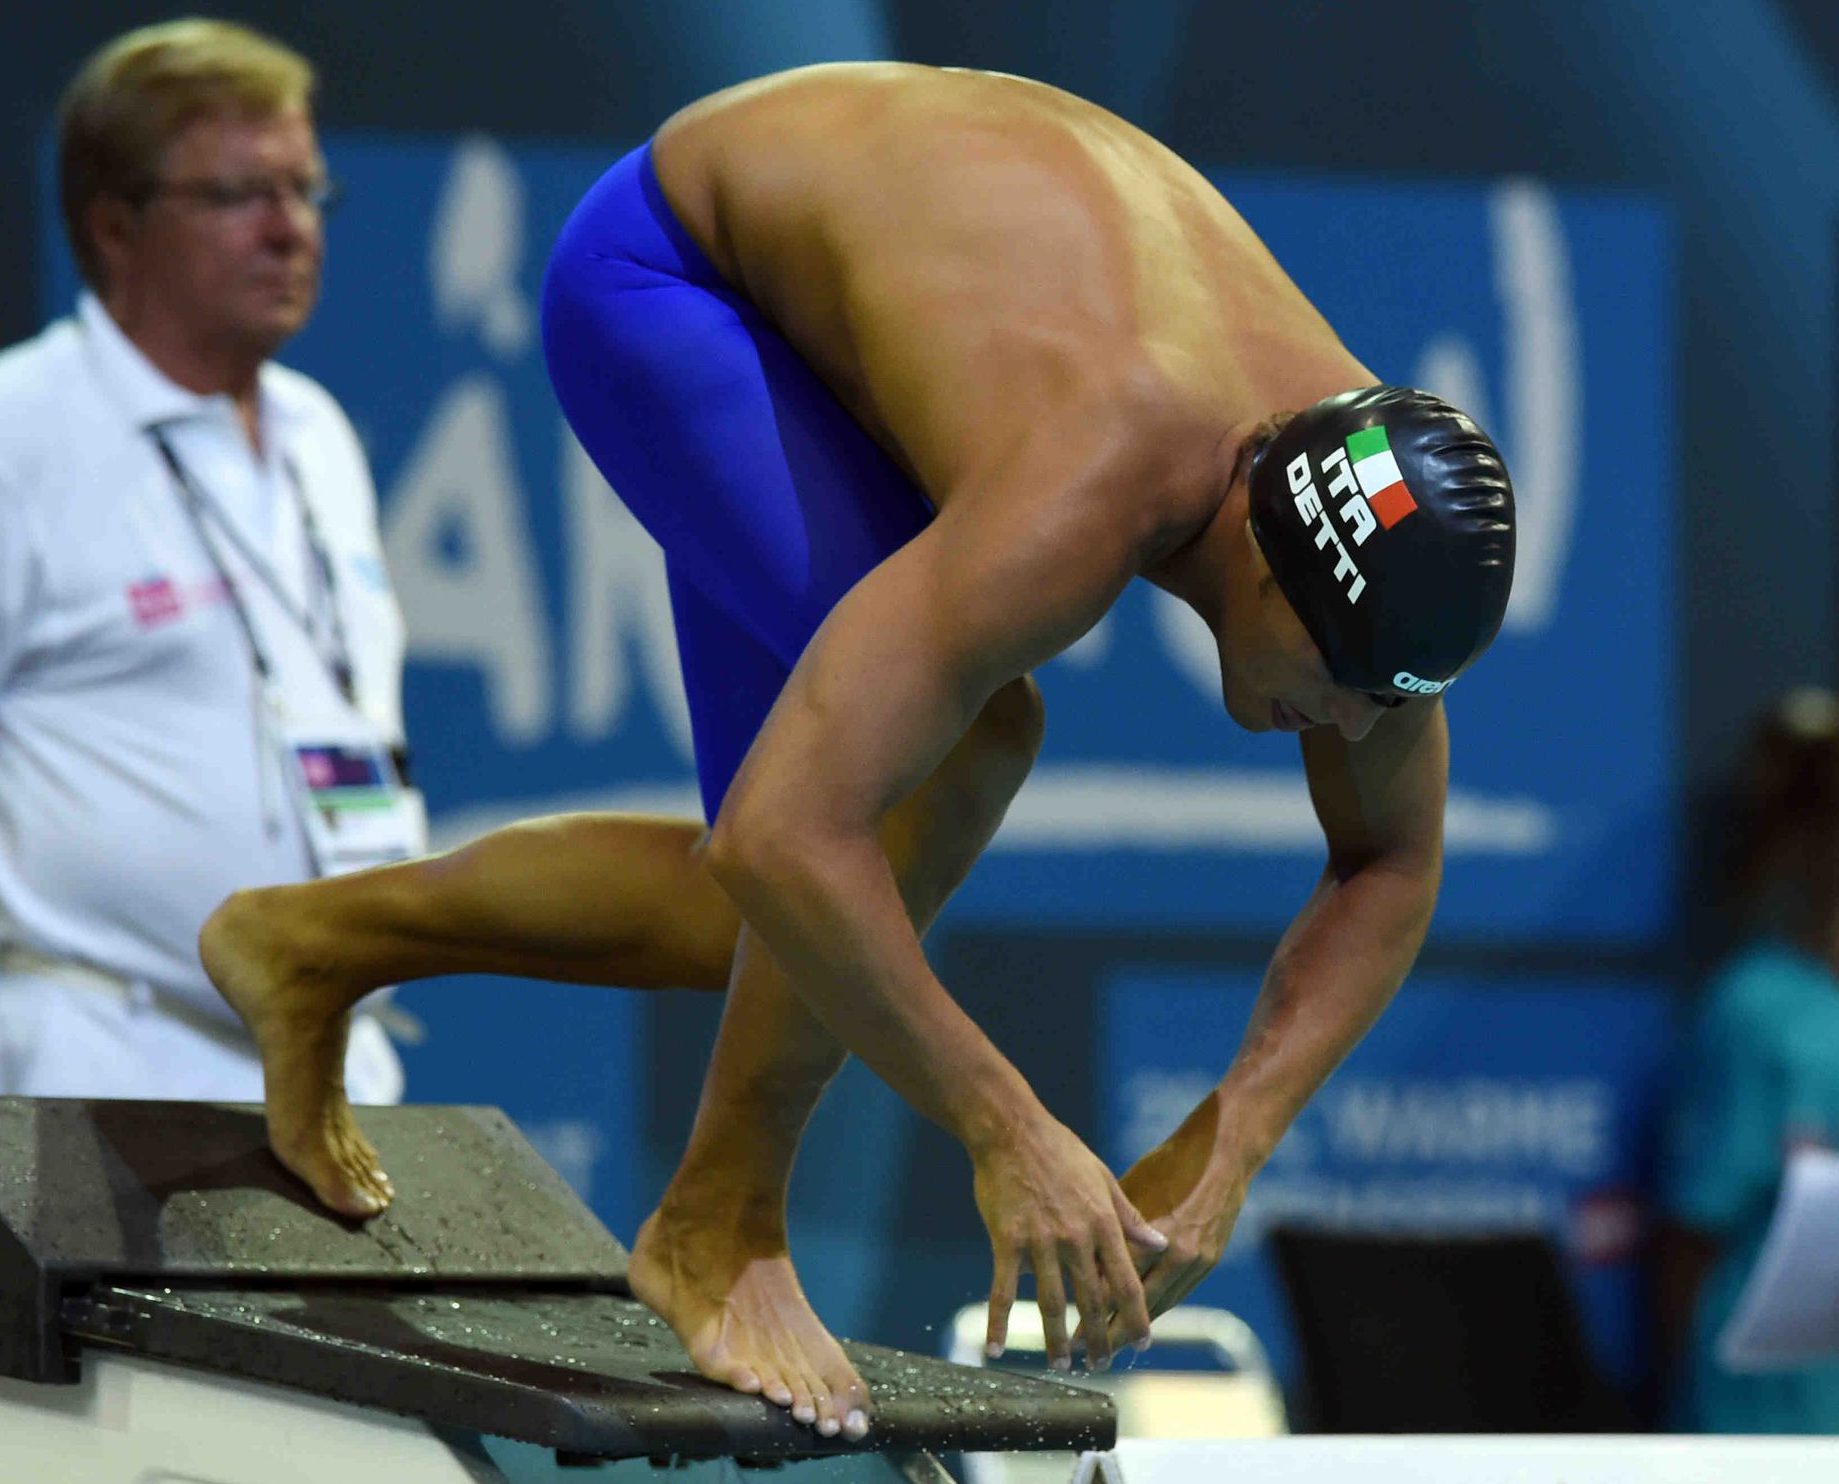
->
xmin=704 ymin=486 xmax=1141 ymax=1146
xmin=1104 ymin=702 xmax=1449 ymax=1333
xmin=709 ymin=474 xmax=1174 ymax=1367
xmin=1217 ymin=697 xmax=1448 ymax=1162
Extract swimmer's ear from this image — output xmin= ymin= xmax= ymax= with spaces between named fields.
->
xmin=1242 ymin=513 xmax=1278 ymax=593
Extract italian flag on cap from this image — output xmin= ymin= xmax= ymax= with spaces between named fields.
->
xmin=1345 ymin=426 xmax=1418 ymax=530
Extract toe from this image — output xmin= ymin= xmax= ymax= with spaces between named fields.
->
xmin=361 ymin=1161 xmax=394 ymax=1207
xmin=837 ymin=1374 xmax=873 ymax=1439
xmin=722 ymin=1364 xmax=763 ymax=1396
xmin=828 ymin=1361 xmax=871 ymax=1418
xmin=279 ymin=1137 xmax=379 ymax=1219
xmin=811 ymin=1385 xmax=841 ymax=1438
xmin=789 ymin=1363 xmax=828 ymax=1428
xmin=331 ymin=1126 xmax=391 ymax=1208
xmin=320 ymin=1170 xmax=383 ymax=1218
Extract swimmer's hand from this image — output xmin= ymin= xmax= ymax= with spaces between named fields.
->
xmin=1103 ymin=1095 xmax=1250 ymax=1351
xmin=972 ymin=1114 xmax=1165 ymax=1373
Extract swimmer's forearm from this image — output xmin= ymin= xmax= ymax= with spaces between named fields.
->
xmin=1212 ymin=856 xmax=1437 ymax=1169
xmin=708 ymin=826 xmax=1043 ymax=1148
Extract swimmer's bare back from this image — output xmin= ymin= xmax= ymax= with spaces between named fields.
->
xmin=651 ymin=63 xmax=1369 ymax=520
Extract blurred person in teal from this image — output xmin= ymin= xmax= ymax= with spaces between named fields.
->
xmin=1659 ymin=686 xmax=1839 ymax=1431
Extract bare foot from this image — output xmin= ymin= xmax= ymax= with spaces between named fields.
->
xmin=630 ymin=1202 xmax=872 ymax=1441
xmin=199 ymin=887 xmax=395 ymax=1219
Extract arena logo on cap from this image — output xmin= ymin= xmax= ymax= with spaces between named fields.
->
xmin=1393 ymin=670 xmax=1451 ymax=695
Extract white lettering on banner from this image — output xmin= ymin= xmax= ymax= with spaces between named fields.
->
xmin=1327 ymin=1078 xmax=1610 ymax=1176
xmin=431 ymin=135 xmax=534 ymax=358
xmin=383 ymin=375 xmax=552 ymax=743
xmin=1229 ymin=1176 xmax=1558 ymax=1261
xmin=1492 ymin=180 xmax=1578 ymax=633
xmin=561 ymin=429 xmax=695 ymax=756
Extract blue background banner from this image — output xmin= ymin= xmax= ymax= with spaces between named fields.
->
xmin=1100 ymin=968 xmax=1677 ymax=1388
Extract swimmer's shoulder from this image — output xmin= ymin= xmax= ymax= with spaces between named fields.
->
xmin=651 ymin=63 xmax=1131 ymax=218
xmin=651 ymin=65 xmax=961 ymax=291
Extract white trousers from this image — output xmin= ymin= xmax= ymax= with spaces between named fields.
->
xmin=0 ymin=972 xmax=403 ymax=1104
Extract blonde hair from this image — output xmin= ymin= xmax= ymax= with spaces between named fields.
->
xmin=57 ymin=17 xmax=316 ymax=289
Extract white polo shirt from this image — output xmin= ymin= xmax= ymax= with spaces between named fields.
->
xmin=0 ymin=294 xmax=412 ymax=1024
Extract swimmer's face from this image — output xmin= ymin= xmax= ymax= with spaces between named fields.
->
xmin=1218 ymin=510 xmax=1391 ymax=743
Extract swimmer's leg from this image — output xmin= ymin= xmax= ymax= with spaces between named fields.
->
xmin=201 ymin=813 xmax=741 ymax=1217
xmin=630 ymin=677 xmax=1044 ymax=1440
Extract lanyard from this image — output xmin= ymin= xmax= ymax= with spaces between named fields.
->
xmin=150 ymin=427 xmax=357 ymax=705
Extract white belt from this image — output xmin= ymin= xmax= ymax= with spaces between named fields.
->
xmin=0 ymin=943 xmax=256 ymax=1054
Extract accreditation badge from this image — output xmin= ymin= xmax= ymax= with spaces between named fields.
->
xmin=275 ymin=704 xmax=427 ymax=878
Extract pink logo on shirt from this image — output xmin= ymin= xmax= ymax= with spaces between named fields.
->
xmin=124 ymin=574 xmax=230 ymax=629
xmin=127 ymin=577 xmax=184 ymax=628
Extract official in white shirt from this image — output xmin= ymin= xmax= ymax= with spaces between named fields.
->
xmin=0 ymin=19 xmax=422 ymax=1101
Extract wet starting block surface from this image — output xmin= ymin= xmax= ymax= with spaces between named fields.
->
xmin=0 ymin=1098 xmax=1113 ymax=1465
xmin=0 ymin=1098 xmax=628 ymax=1286
xmin=65 ymin=1285 xmax=1103 ymax=1460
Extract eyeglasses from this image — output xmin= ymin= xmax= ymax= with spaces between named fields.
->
xmin=137 ymin=173 xmax=342 ymax=216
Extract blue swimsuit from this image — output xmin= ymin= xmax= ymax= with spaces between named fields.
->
xmin=541 ymin=142 xmax=934 ymax=820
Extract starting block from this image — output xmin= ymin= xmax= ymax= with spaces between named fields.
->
xmin=0 ymin=1097 xmax=1113 ymax=1481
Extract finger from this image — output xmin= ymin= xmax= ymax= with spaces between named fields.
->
xmin=1098 ymin=1219 xmax=1154 ymax=1352
xmin=1108 ymin=1252 xmax=1173 ymax=1352
xmin=1110 ymin=1255 xmax=1206 ymax=1352
xmin=1033 ymin=1245 xmax=1072 ymax=1371
xmin=1114 ymin=1188 xmax=1168 ymax=1254
xmin=1103 ymin=1250 xmax=1176 ymax=1360
xmin=1067 ymin=1247 xmax=1113 ymax=1372
xmin=985 ymin=1240 xmax=1021 ymax=1359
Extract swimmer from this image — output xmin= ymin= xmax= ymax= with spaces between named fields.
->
xmin=202 ymin=62 xmax=1514 ymax=1444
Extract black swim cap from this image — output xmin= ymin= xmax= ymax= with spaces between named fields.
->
xmin=1245 ymin=385 xmax=1515 ymax=701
